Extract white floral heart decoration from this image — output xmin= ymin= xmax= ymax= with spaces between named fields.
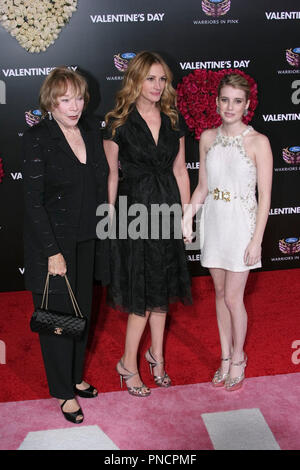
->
xmin=0 ymin=0 xmax=77 ymax=53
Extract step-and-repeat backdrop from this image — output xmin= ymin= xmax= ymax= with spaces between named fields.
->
xmin=0 ymin=0 xmax=299 ymax=291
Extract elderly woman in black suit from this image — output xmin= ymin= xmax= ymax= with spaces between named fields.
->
xmin=23 ymin=67 xmax=108 ymax=424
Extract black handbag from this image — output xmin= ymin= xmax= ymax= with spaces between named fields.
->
xmin=30 ymin=273 xmax=87 ymax=339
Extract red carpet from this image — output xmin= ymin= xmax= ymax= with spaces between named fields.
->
xmin=0 ymin=269 xmax=300 ymax=403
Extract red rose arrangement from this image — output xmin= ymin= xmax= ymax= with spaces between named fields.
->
xmin=0 ymin=158 xmax=4 ymax=183
xmin=177 ymin=69 xmax=258 ymax=140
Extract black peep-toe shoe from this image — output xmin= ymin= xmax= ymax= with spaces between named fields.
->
xmin=60 ymin=400 xmax=84 ymax=424
xmin=73 ymin=384 xmax=98 ymax=398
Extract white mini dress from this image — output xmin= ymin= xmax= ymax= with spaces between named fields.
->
xmin=200 ymin=126 xmax=261 ymax=272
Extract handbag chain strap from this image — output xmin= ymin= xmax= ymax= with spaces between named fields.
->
xmin=41 ymin=273 xmax=84 ymax=318
xmin=64 ymin=275 xmax=84 ymax=318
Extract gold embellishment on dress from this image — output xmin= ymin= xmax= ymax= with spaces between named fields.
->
xmin=223 ymin=191 xmax=231 ymax=202
xmin=213 ymin=188 xmax=220 ymax=200
xmin=54 ymin=327 xmax=63 ymax=335
xmin=213 ymin=188 xmax=231 ymax=202
xmin=214 ymin=126 xmax=256 ymax=170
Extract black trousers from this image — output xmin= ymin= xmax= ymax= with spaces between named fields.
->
xmin=32 ymin=240 xmax=95 ymax=399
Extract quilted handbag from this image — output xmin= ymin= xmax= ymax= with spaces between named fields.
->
xmin=30 ymin=273 xmax=86 ymax=339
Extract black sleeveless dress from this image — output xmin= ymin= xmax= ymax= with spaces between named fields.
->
xmin=104 ymin=107 xmax=192 ymax=316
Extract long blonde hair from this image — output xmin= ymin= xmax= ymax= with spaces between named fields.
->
xmin=105 ymin=51 xmax=179 ymax=137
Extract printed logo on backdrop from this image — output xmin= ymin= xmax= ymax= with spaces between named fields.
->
xmin=186 ymin=162 xmax=199 ymax=171
xmin=25 ymin=109 xmax=43 ymax=127
xmin=286 ymin=48 xmax=300 ymax=68
xmin=114 ymin=53 xmax=136 ymax=72
xmin=270 ymin=237 xmax=300 ymax=263
xmin=11 ymin=172 xmax=22 ymax=181
xmin=273 ymin=146 xmax=300 ymax=173
xmin=90 ymin=13 xmax=165 ymax=24
xmin=265 ymin=11 xmax=300 ymax=21
xmin=262 ymin=112 xmax=300 ymax=123
xmin=282 ymin=147 xmax=300 ymax=165
xmin=202 ymin=0 xmax=231 ymax=17
xmin=187 ymin=252 xmax=201 ymax=262
xmin=279 ymin=238 xmax=300 ymax=255
xmin=269 ymin=207 xmax=300 ymax=216
xmin=1 ymin=66 xmax=77 ymax=78
xmin=180 ymin=58 xmax=250 ymax=71
xmin=194 ymin=0 xmax=238 ymax=25
xmin=277 ymin=47 xmax=300 ymax=75
xmin=106 ymin=52 xmax=136 ymax=82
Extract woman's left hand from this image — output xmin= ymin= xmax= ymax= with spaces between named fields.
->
xmin=48 ymin=253 xmax=67 ymax=276
xmin=244 ymin=240 xmax=262 ymax=266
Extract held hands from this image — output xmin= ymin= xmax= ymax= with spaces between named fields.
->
xmin=244 ymin=240 xmax=261 ymax=266
xmin=48 ymin=253 xmax=67 ymax=277
xmin=181 ymin=215 xmax=194 ymax=244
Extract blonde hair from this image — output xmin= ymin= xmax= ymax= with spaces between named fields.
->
xmin=218 ymin=73 xmax=250 ymax=101
xmin=105 ymin=51 xmax=179 ymax=136
xmin=39 ymin=66 xmax=89 ymax=115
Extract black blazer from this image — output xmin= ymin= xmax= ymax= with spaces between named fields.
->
xmin=22 ymin=115 xmax=109 ymax=294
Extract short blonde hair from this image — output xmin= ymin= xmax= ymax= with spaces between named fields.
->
xmin=39 ymin=66 xmax=89 ymax=115
xmin=218 ymin=73 xmax=250 ymax=101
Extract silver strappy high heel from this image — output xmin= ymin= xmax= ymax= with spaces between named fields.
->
xmin=225 ymin=353 xmax=248 ymax=391
xmin=145 ymin=349 xmax=171 ymax=388
xmin=116 ymin=359 xmax=151 ymax=397
xmin=212 ymin=356 xmax=231 ymax=387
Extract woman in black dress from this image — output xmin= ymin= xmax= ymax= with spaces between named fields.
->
xmin=103 ymin=51 xmax=192 ymax=397
xmin=23 ymin=67 xmax=109 ymax=422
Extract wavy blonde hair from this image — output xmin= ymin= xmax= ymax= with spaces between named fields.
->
xmin=105 ymin=51 xmax=179 ymax=137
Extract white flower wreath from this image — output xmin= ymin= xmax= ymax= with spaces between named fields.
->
xmin=0 ymin=0 xmax=77 ymax=53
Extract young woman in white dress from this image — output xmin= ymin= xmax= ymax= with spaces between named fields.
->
xmin=183 ymin=74 xmax=273 ymax=391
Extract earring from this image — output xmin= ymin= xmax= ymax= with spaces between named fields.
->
xmin=243 ymin=108 xmax=248 ymax=117
xmin=216 ymin=106 xmax=220 ymax=114
xmin=48 ymin=111 xmax=52 ymax=120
